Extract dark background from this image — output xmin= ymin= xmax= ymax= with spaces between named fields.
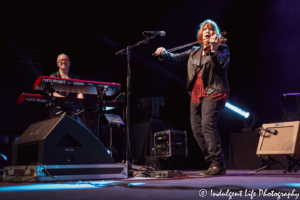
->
xmin=0 ymin=0 xmax=299 ymax=169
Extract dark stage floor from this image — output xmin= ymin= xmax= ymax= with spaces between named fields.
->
xmin=1 ymin=169 xmax=300 ymax=200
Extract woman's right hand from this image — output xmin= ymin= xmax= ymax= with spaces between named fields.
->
xmin=153 ymin=47 xmax=166 ymax=56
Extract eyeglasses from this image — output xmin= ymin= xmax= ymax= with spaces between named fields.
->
xmin=57 ymin=59 xmax=69 ymax=63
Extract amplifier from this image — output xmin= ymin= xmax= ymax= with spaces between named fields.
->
xmin=256 ymin=121 xmax=300 ymax=161
xmin=154 ymin=129 xmax=187 ymax=157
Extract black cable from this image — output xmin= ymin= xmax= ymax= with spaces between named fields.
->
xmin=134 ymin=165 xmax=150 ymax=177
xmin=151 ymin=155 xmax=159 ymax=170
xmin=82 ymin=112 xmax=86 ymax=126
xmin=29 ymin=162 xmax=64 ymax=183
xmin=3 ymin=162 xmax=64 ymax=183
xmin=150 ymin=147 xmax=159 ymax=170
xmin=4 ymin=166 xmax=27 ymax=183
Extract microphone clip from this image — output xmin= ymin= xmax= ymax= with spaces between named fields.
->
xmin=142 ymin=31 xmax=154 ymax=39
xmin=142 ymin=31 xmax=166 ymax=38
xmin=255 ymin=127 xmax=278 ymax=136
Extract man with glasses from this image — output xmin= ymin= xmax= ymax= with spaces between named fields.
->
xmin=48 ymin=53 xmax=84 ymax=118
xmin=50 ymin=53 xmax=84 ymax=99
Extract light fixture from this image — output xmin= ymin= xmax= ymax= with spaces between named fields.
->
xmin=225 ymin=102 xmax=250 ymax=118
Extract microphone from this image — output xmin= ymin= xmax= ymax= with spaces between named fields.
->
xmin=265 ymin=128 xmax=278 ymax=135
xmin=256 ymin=127 xmax=278 ymax=135
xmin=144 ymin=31 xmax=166 ymax=36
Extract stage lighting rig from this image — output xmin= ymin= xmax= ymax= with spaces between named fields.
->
xmin=242 ymin=113 xmax=258 ymax=132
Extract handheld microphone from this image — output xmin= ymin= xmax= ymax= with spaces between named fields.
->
xmin=144 ymin=31 xmax=166 ymax=36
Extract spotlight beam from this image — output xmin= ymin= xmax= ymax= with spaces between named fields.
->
xmin=225 ymin=102 xmax=250 ymax=118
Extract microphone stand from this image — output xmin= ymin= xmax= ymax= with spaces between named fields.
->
xmin=95 ymin=85 xmax=108 ymax=140
xmin=115 ymin=34 xmax=157 ymax=167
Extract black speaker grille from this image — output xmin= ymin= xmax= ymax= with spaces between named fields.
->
xmin=56 ymin=134 xmax=83 ymax=147
xmin=17 ymin=142 xmax=39 ymax=165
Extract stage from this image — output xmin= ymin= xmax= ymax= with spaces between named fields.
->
xmin=1 ymin=1 xmax=300 ymax=199
xmin=1 ymin=169 xmax=300 ymax=200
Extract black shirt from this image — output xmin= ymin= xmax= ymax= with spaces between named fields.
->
xmin=49 ymin=71 xmax=80 ymax=99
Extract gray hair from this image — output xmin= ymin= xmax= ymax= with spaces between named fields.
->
xmin=56 ymin=53 xmax=69 ymax=62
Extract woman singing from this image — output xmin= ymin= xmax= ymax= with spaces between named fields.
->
xmin=154 ymin=19 xmax=230 ymax=176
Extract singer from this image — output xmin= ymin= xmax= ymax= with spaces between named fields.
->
xmin=154 ymin=19 xmax=230 ymax=176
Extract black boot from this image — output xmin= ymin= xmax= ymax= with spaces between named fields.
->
xmin=201 ymin=161 xmax=226 ymax=176
xmin=199 ymin=163 xmax=212 ymax=176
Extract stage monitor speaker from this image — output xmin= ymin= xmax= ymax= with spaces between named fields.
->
xmin=256 ymin=121 xmax=300 ymax=161
xmin=12 ymin=115 xmax=114 ymax=165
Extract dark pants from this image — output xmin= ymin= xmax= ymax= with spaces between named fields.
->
xmin=190 ymin=99 xmax=226 ymax=165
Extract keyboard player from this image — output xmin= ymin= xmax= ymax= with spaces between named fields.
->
xmin=47 ymin=53 xmax=84 ymax=119
xmin=50 ymin=53 xmax=84 ymax=99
